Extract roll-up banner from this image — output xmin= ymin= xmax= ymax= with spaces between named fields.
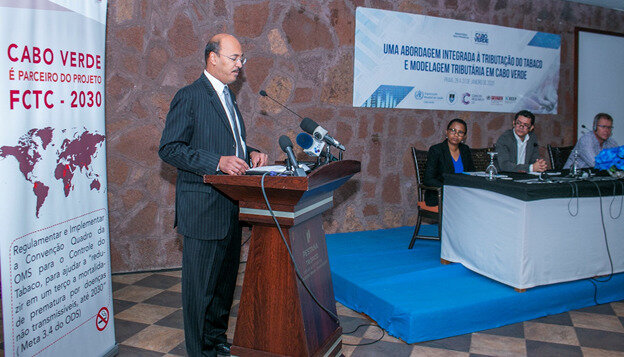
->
xmin=0 ymin=1 xmax=116 ymax=356
xmin=354 ymin=7 xmax=561 ymax=114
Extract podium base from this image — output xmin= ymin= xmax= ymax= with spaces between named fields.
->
xmin=231 ymin=327 xmax=343 ymax=357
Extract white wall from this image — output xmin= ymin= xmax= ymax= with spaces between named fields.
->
xmin=577 ymin=30 xmax=624 ymax=144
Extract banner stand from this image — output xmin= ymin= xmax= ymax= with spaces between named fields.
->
xmin=0 ymin=2 xmax=116 ymax=356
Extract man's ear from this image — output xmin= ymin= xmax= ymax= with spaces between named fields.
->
xmin=207 ymin=52 xmax=216 ymax=65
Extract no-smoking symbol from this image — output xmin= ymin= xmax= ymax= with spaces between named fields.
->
xmin=96 ymin=307 xmax=109 ymax=331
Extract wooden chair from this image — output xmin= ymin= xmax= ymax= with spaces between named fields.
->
xmin=409 ymin=147 xmax=442 ymax=249
xmin=547 ymin=144 xmax=574 ymax=170
xmin=470 ymin=147 xmax=493 ymax=171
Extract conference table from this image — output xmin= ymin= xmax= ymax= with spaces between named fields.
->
xmin=440 ymin=172 xmax=624 ymax=290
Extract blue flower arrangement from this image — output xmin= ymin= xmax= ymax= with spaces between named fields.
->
xmin=595 ymin=145 xmax=624 ymax=175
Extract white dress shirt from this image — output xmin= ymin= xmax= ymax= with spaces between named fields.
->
xmin=513 ymin=131 xmax=534 ymax=172
xmin=204 ymin=70 xmax=246 ymax=158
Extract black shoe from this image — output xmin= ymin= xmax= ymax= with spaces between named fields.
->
xmin=215 ymin=342 xmax=231 ymax=356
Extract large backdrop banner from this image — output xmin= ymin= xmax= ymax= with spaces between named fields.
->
xmin=0 ymin=1 xmax=115 ymax=356
xmin=353 ymin=7 xmax=561 ymax=114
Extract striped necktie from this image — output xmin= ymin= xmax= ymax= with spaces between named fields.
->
xmin=223 ymin=86 xmax=245 ymax=159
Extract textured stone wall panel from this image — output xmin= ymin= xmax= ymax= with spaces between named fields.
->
xmin=282 ymin=8 xmax=334 ymax=51
xmin=234 ymin=2 xmax=270 ymax=38
xmin=105 ymin=0 xmax=624 ymax=272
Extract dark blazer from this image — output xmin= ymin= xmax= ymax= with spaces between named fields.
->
xmin=494 ymin=129 xmax=539 ymax=173
xmin=423 ymin=140 xmax=475 ymax=206
xmin=159 ymin=74 xmax=256 ymax=240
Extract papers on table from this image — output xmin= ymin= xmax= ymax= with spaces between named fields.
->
xmin=528 ymin=171 xmax=562 ymax=176
xmin=463 ymin=171 xmax=511 ymax=179
xmin=245 ymin=164 xmax=311 ymax=175
xmin=246 ymin=165 xmax=288 ymax=174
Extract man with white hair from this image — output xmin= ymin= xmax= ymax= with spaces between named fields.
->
xmin=564 ymin=113 xmax=618 ymax=169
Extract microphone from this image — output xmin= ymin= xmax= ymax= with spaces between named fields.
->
xmin=579 ymin=124 xmax=594 ymax=139
xmin=299 ymin=117 xmax=346 ymax=151
xmin=296 ymin=132 xmax=338 ymax=161
xmin=538 ymin=171 xmax=552 ymax=182
xmin=259 ymin=90 xmax=304 ymax=120
xmin=278 ymin=135 xmax=306 ymax=177
xmin=296 ymin=132 xmax=325 ymax=156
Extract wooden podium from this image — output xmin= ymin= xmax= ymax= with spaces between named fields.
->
xmin=204 ymin=160 xmax=360 ymax=357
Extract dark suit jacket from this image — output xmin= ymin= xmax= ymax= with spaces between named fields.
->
xmin=159 ymin=74 xmax=257 ymax=240
xmin=423 ymin=140 xmax=475 ymax=206
xmin=494 ymin=129 xmax=539 ymax=172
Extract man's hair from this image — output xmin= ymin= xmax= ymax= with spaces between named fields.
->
xmin=204 ymin=39 xmax=221 ymax=64
xmin=593 ymin=112 xmax=613 ymax=131
xmin=514 ymin=110 xmax=535 ymax=126
xmin=447 ymin=118 xmax=468 ymax=135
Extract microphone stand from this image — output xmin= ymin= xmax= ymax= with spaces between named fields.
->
xmin=323 ymin=145 xmax=342 ymax=163
xmin=324 ymin=146 xmax=331 ymax=165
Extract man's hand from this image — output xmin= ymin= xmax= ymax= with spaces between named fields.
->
xmin=219 ymin=156 xmax=249 ymax=175
xmin=532 ymin=158 xmax=548 ymax=172
xmin=249 ymin=151 xmax=268 ymax=168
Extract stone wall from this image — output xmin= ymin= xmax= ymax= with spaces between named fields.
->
xmin=105 ymin=0 xmax=624 ymax=272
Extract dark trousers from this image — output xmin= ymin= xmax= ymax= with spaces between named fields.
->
xmin=182 ymin=220 xmax=241 ymax=357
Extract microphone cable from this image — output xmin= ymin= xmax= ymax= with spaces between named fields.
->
xmin=241 ymin=234 xmax=252 ymax=248
xmin=260 ymin=172 xmax=340 ymax=323
xmin=258 ymin=172 xmax=389 ymax=347
xmin=341 ymin=323 xmax=386 ymax=346
xmin=566 ymin=181 xmax=579 ymax=217
xmin=586 ymin=180 xmax=615 ymax=305
xmin=608 ymin=180 xmax=623 ymax=219
xmin=238 ymin=234 xmax=253 ymax=266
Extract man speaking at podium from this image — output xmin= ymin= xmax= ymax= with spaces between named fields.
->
xmin=159 ymin=33 xmax=267 ymax=356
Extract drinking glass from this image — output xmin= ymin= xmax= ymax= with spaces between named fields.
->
xmin=485 ymin=151 xmax=498 ymax=181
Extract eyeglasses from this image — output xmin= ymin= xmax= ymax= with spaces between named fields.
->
xmin=215 ymin=52 xmax=247 ymax=65
xmin=448 ymin=128 xmax=466 ymax=137
xmin=596 ymin=124 xmax=614 ymax=130
xmin=514 ymin=121 xmax=532 ymax=129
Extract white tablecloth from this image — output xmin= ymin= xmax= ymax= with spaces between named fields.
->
xmin=441 ymin=185 xmax=624 ymax=289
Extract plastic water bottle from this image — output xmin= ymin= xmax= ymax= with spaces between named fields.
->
xmin=570 ymin=150 xmax=578 ymax=177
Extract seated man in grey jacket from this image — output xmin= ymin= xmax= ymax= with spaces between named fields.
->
xmin=495 ymin=110 xmax=548 ymax=173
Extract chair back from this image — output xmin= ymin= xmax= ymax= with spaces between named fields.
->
xmin=411 ymin=147 xmax=429 ymax=201
xmin=547 ymin=144 xmax=574 ymax=170
xmin=470 ymin=147 xmax=493 ymax=171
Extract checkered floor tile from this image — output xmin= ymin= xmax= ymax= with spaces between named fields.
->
xmin=2 ymin=265 xmax=622 ymax=356
xmin=108 ymin=266 xmax=624 ymax=357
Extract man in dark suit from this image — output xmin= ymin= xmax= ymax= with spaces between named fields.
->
xmin=495 ymin=110 xmax=547 ymax=173
xmin=159 ymin=33 xmax=268 ymax=356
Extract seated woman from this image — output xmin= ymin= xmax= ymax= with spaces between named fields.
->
xmin=423 ymin=118 xmax=475 ymax=206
